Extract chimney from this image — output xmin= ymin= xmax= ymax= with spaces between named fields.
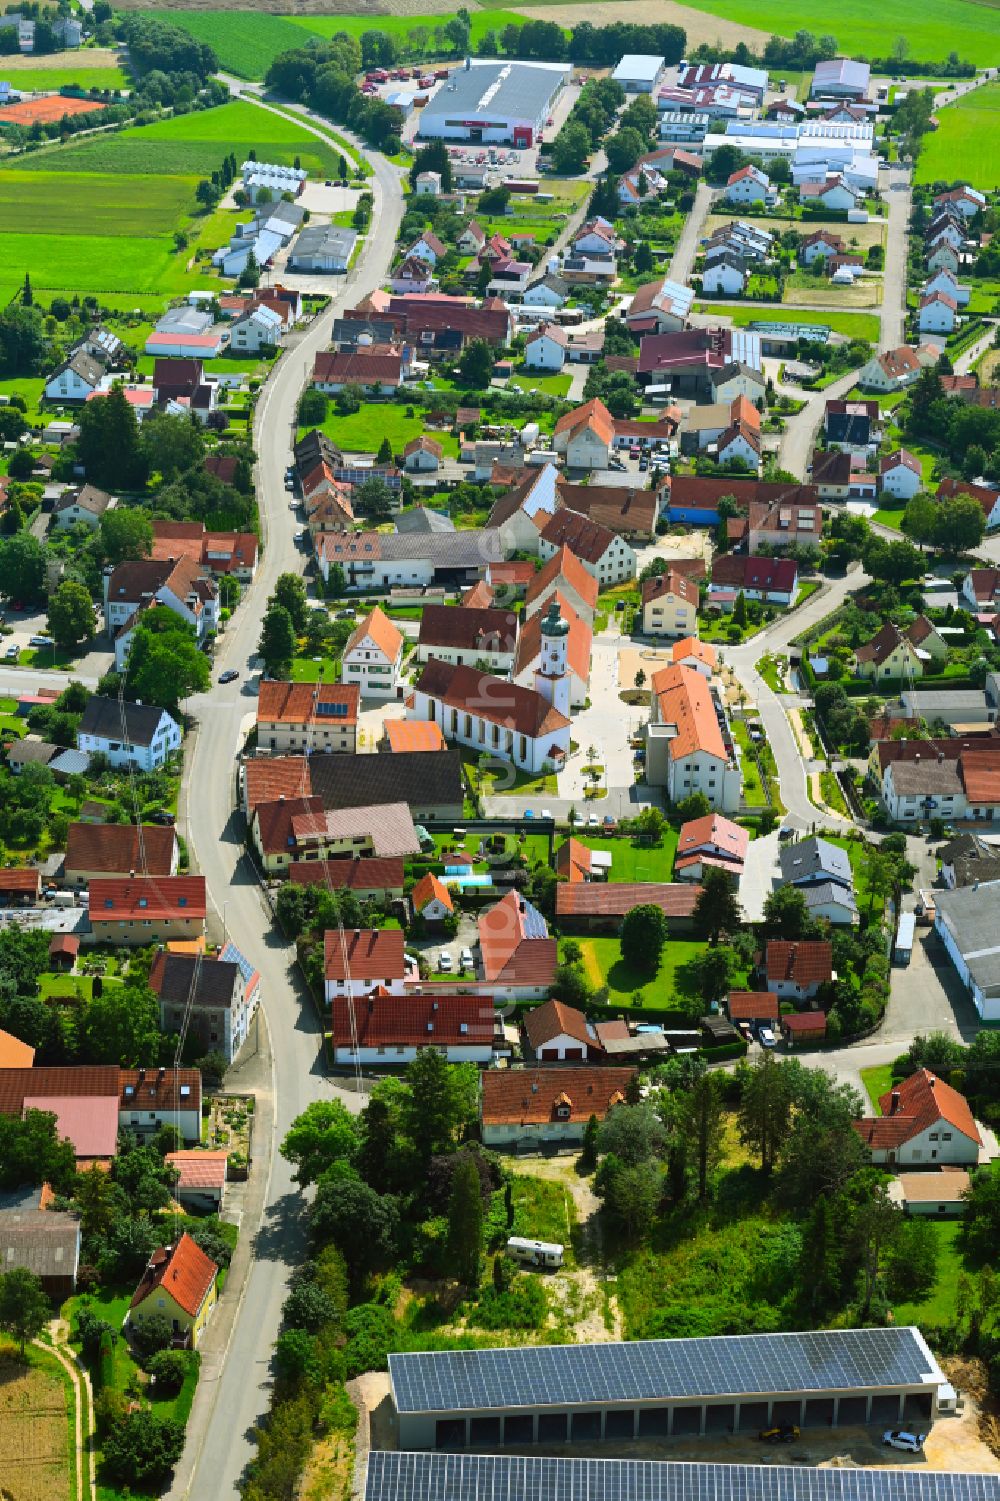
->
xmin=928 ymin=1075 xmax=936 ymax=1088
xmin=889 ymin=1090 xmax=901 ymax=1116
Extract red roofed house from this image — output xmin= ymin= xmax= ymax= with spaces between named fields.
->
xmin=555 ymin=836 xmax=610 ymax=885
xmin=21 ymin=1093 xmax=119 ymax=1166
xmin=127 ymin=1233 xmax=219 ymax=1349
xmin=709 ymin=554 xmax=798 ymax=609
xmin=523 ymin=998 xmax=602 ymax=1062
xmin=555 ymin=881 xmax=701 ymax=934
xmin=166 ymin=1151 xmax=228 ymax=1212
xmin=324 ymin=928 xmax=408 ymax=1002
xmin=342 ymin=606 xmax=405 ymax=700
xmin=647 ymin=663 xmax=742 ymax=812
xmin=640 ymin=568 xmax=700 ymax=638
xmin=287 ymin=856 xmax=405 ymax=902
xmin=313 ymin=345 xmax=405 ymax=393
xmin=64 ymin=821 xmax=179 ymax=886
xmin=256 ymin=681 xmax=359 ymax=755
xmin=478 ymin=890 xmax=557 ymax=999
xmin=481 ymin=1066 xmax=635 ymax=1147
xmin=765 ymin=940 xmax=832 ymax=1000
xmin=725 ymin=991 xmax=780 ymax=1027
xmin=0 ymin=1028 xmax=35 ymax=1067
xmin=782 ymin=1011 xmax=828 ymax=1045
xmin=674 ymin=813 xmax=749 ymax=883
xmin=879 ymin=449 xmax=922 ymax=502
xmin=942 ymin=478 xmax=1000 ymax=533
xmin=403 ymin=435 xmax=443 ymax=473
xmin=524 ymin=546 xmax=599 ymax=624
xmin=0 ymin=867 xmax=41 ymax=905
xmin=88 ymin=876 xmax=206 ymax=945
xmin=411 ymin=871 xmax=454 ymax=925
xmin=331 ymin=990 xmax=497 ymax=1066
xmin=552 ymin=398 xmax=615 ymax=470
xmin=852 ymin=1069 xmax=982 ymax=1167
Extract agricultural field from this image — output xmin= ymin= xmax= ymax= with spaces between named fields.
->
xmin=916 ymin=83 xmax=1000 ymax=188
xmin=514 ymin=0 xmax=772 ymax=52
xmin=703 ymin=213 xmax=886 ymax=253
xmin=0 ymin=1345 xmax=74 ymax=1501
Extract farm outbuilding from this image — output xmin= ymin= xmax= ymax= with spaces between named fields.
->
xmin=387 ymin=1326 xmax=946 ymax=1450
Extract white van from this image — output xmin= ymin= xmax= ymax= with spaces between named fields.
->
xmin=506 ymin=1237 xmax=563 ymax=1269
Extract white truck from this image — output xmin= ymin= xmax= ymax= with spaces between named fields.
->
xmin=506 ymin=1237 xmax=564 ymax=1269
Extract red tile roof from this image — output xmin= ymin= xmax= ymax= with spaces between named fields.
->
xmin=556 ymin=882 xmax=701 ymax=921
xmin=783 ymin=1011 xmax=827 ymax=1036
xmin=313 ymin=346 xmax=403 ymax=385
xmin=553 ymin=397 xmax=615 ymax=448
xmin=384 ymin=720 xmax=446 ymax=753
xmin=875 ymin=1068 xmax=981 ymax=1144
xmin=0 ymin=1028 xmax=34 ymax=1068
xmin=23 ymin=1093 xmax=119 ymax=1160
xmin=166 ymin=1150 xmax=227 ymax=1191
xmin=960 ymin=751 xmax=1000 ymax=805
xmin=478 ymin=890 xmax=557 ymax=985
xmin=554 ymin=836 xmax=593 ymax=883
xmin=711 ymin=554 xmax=798 ymax=592
xmin=482 ymin=1066 xmax=634 ymax=1126
xmin=765 ymin=941 xmax=832 ymax=986
xmin=538 ymin=509 xmax=618 ymax=566
xmin=332 ymin=990 xmax=494 ymax=1048
xmin=641 ymin=568 xmax=699 ymax=609
xmin=129 ymin=1232 xmax=217 ymax=1320
xmin=287 ymin=856 xmax=404 ymax=891
xmin=257 ymin=681 xmax=359 ymax=727
xmin=244 ymin=757 xmax=310 ymax=811
xmin=415 ymin=660 xmax=570 ymax=739
xmin=88 ymin=876 xmax=206 ymax=923
xmin=515 ymin=592 xmax=591 ymax=687
xmin=0 ymin=867 xmax=40 ymax=893
xmin=323 ymin=928 xmax=406 ymax=983
xmin=524 ymin=546 xmax=599 ymax=613
xmin=418 ymin=604 xmax=517 ymax=655
xmin=726 ymin=991 xmax=779 ymax=1021
xmin=49 ymin=934 xmax=80 ymax=958
xmin=676 ymin=814 xmax=748 ymax=865
xmin=650 ymin=663 xmax=727 ymax=762
xmin=411 ymin=871 xmax=454 ymax=914
xmin=65 ymin=822 xmax=177 ymax=877
xmin=344 ymin=605 xmax=404 ymax=664
xmin=253 ymin=795 xmax=324 ymax=857
xmin=523 ymin=998 xmax=598 ymax=1052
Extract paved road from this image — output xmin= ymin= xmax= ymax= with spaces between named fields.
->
xmin=778 ymin=367 xmax=862 ymax=478
xmin=163 ymin=104 xmax=405 ymax=1501
xmin=879 ymin=165 xmax=912 ymax=353
xmin=668 ymin=181 xmax=715 ymax=285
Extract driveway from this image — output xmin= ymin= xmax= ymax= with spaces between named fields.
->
xmin=667 ymin=182 xmax=715 ymax=285
xmin=880 ymin=165 xmax=912 ymax=352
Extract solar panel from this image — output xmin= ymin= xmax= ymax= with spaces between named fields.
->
xmin=365 ymin=1454 xmax=1000 ymax=1501
xmin=388 ymin=1329 xmax=938 ymax=1416
xmin=520 ymin=898 xmax=548 ymax=940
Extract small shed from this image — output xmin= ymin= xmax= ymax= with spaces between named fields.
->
xmin=49 ymin=933 xmax=80 ymax=971
xmin=894 ymin=912 xmax=916 ymax=966
xmin=888 ymin=1168 xmax=970 ymax=1217
xmin=781 ymin=1011 xmax=827 ymax=1045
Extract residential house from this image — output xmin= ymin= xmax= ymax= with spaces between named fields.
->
xmin=332 ymin=991 xmax=496 ymax=1067
xmin=880 ymin=449 xmax=922 ymax=500
xmin=824 ymin=399 xmax=878 ymax=451
xmin=524 ymin=323 xmax=569 ymax=371
xmin=524 ymin=545 xmax=598 ymax=624
xmin=924 ymin=268 xmax=971 ymax=307
xmin=411 ymin=871 xmax=454 ymax=925
xmin=717 ymin=414 xmax=760 ymax=471
xmin=411 ymin=659 xmax=570 ymax=776
xmin=559 ymin=478 xmax=666 ymax=540
xmin=77 ymin=697 xmax=181 ymax=772
xmin=935 ymin=185 xmax=986 ymax=220
xmin=725 ymin=991 xmax=780 ymax=1029
xmin=44 ymin=351 xmax=103 ymax=403
xmin=555 ymin=882 xmax=701 ymax=934
xmin=918 ymin=291 xmax=958 ymax=336
xmin=725 ymin=164 xmax=772 ymax=205
xmin=625 ymin=277 xmax=694 ymax=335
xmin=702 ymin=253 xmax=747 ymax=297
xmin=317 ymin=529 xmax=502 ymax=592
xmin=403 ymin=436 xmax=443 ymax=473
xmin=523 ymin=998 xmax=602 ymax=1062
xmin=288 ymin=855 xmax=405 ymax=901
xmin=416 ymin=604 xmax=518 ymax=671
xmin=457 ymin=222 xmax=486 ymax=255
xmin=415 ymin=170 xmax=441 ymax=196
xmin=230 ymin=305 xmax=283 ymax=353
xmin=481 ymin=1066 xmax=634 ymax=1148
xmin=313 ymin=346 xmax=405 ymax=395
xmin=64 ymin=821 xmax=178 ymax=886
xmin=88 ymin=875 xmax=207 ymax=946
xmin=341 ymin=606 xmax=405 ymax=700
xmin=779 ymin=835 xmax=853 ymax=890
xmin=961 ymin=566 xmax=1000 ymax=611
xmin=855 ymin=622 xmax=923 ymax=682
xmin=552 ymin=398 xmax=615 ymax=470
xmin=640 ymin=568 xmax=700 ymax=638
xmin=853 ymin=1069 xmax=982 ymax=1167
xmin=926 ymin=238 xmax=961 ymax=276
xmin=942 ymin=479 xmax=1000 ymax=532
xmin=252 ymin=796 xmax=418 ymax=873
xmin=798 ymin=175 xmax=859 ymax=211
xmin=151 ymin=358 xmax=218 ymax=420
xmin=744 ymin=494 xmax=822 ymax=552
xmin=391 ymin=256 xmax=435 ymax=296
xmin=0 ymin=1066 xmax=201 ymax=1146
xmin=765 ymin=939 xmax=833 ymax=999
xmin=306 ymin=746 xmax=464 ymax=822
xmin=52 ymin=484 xmax=112 ymax=531
xmin=537 ymin=509 xmax=636 ymax=587
xmin=165 ymin=1152 xmax=228 ymax=1214
xmin=858 ymin=345 xmax=923 ymax=393
xmin=150 ymin=521 xmax=257 ymax=585
xmin=407 ymin=231 xmax=447 ymax=266
xmin=127 ymin=1234 xmax=218 ymax=1350
xmin=479 ymin=890 xmax=558 ymax=1000
xmin=488 ymin=258 xmax=531 ymax=297
xmin=150 ymin=946 xmax=260 ymax=1064
xmin=672 ymin=636 xmax=717 ymax=679
xmin=801 ymin=882 xmax=860 ymax=925
xmin=800 ymin=230 xmax=845 ymax=265
xmin=103 ymin=555 xmax=218 ymax=643
xmin=522 ymin=274 xmax=569 ymax=310
xmin=708 ymin=554 xmax=798 ymax=609
xmin=513 ymin=592 xmax=591 ymax=708
xmin=811 ymin=447 xmax=853 ymax=501
xmin=256 ymin=681 xmax=359 ymax=755
xmin=674 ymin=812 xmax=748 ymax=882
xmin=646 ymin=662 xmax=741 ymax=812
xmin=324 ymin=928 xmax=407 ymax=1002
xmin=571 ymin=218 xmax=620 ymax=257
xmin=0 ymin=1206 xmax=80 ymax=1300
xmin=554 ymin=837 xmax=610 ymax=884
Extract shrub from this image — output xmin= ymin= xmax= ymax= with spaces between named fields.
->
xmin=131 ymin=1312 xmax=174 ymax=1361
xmin=147 ymin=1348 xmax=188 ymax=1395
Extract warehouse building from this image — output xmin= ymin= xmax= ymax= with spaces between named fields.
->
xmin=388 ymin=1327 xmax=946 ymax=1449
xmin=612 ymin=54 xmax=666 ymax=92
xmin=418 ymin=58 xmax=571 ymax=147
xmin=366 ymin=1454 xmax=1000 ymax=1501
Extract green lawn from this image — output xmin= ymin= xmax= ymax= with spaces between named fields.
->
xmin=893 ymin=1220 xmax=967 ymax=1328
xmin=304 ymin=405 xmax=459 ymax=457
xmin=579 ymin=934 xmax=724 ymax=1011
xmin=3 ymin=64 xmax=128 ymax=90
xmin=563 ymin=830 xmax=679 ymax=883
xmin=695 ymin=304 xmax=881 ymax=343
xmin=916 ymin=84 xmax=1000 ymax=187
xmin=289 ymin=656 xmax=343 ymax=684
xmin=860 ymin=1063 xmax=895 ymax=1113
xmin=39 ymin=973 xmax=94 ymax=1002
xmin=825 ymin=834 xmax=884 ymax=915
xmin=873 ymin=507 xmax=905 ymax=531
xmin=509 ymin=372 xmax=572 ymax=397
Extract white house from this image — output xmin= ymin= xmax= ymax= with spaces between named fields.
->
xmin=551 ymin=398 xmax=614 ymax=470
xmin=765 ymin=939 xmax=832 ymax=1000
xmin=523 ymin=998 xmax=601 ymax=1061
xmin=230 ymin=305 xmax=283 ymax=353
xmin=323 ymin=928 xmax=407 ymax=1002
xmin=52 ymin=484 xmax=112 ymax=532
xmin=880 ymin=449 xmax=922 ymax=501
xmin=103 ymin=557 xmax=219 ymax=643
xmin=800 ymin=230 xmax=844 ymax=266
xmin=77 ymin=696 xmax=181 ymax=773
xmin=402 ymin=435 xmax=442 ymax=472
xmin=415 ymin=170 xmax=442 ymax=196
xmin=341 ymin=605 xmax=405 ymax=700
xmin=640 ymin=569 xmax=700 ymax=638
xmin=857 ymin=345 xmax=922 ymax=394
xmin=332 ymin=991 xmax=495 ymax=1066
xmin=537 ymin=509 xmax=637 ymax=588
xmin=853 ymin=1069 xmax=982 ymax=1168
xmin=935 ymin=185 xmax=986 ymax=220
xmin=926 ymin=239 xmax=961 ymax=276
xmin=411 ymin=657 xmax=570 ymax=776
xmin=524 ymin=323 xmax=568 ymax=371
xmin=407 ymin=231 xmax=446 ymax=266
xmin=924 ymin=268 xmax=971 ymax=308
xmin=799 ymin=176 xmax=859 ymax=211
xmin=725 ymin=164 xmax=771 ymax=205
xmin=572 ymin=218 xmax=619 ymax=256
xmin=44 ymin=351 xmax=103 ymax=403
xmin=645 ymin=662 xmax=742 ymax=812
xmin=702 ymin=254 xmax=746 ymax=296
xmin=522 ymin=274 xmax=569 ymax=310
xmin=918 ymin=291 xmax=958 ymax=336
xmin=411 ymin=871 xmax=455 ymax=925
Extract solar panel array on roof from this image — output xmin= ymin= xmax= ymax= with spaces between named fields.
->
xmin=365 ymin=1453 xmax=1000 ymax=1501
xmin=520 ymin=898 xmax=548 ymax=941
xmin=388 ymin=1328 xmax=938 ymax=1415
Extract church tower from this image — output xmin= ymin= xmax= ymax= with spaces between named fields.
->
xmin=534 ymin=599 xmax=570 ymax=719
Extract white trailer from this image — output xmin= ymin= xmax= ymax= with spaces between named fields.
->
xmin=506 ymin=1236 xmax=564 ymax=1268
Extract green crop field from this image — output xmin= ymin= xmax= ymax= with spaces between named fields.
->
xmin=10 ymin=99 xmax=340 ymax=178
xmin=286 ymin=11 xmax=528 ymax=49
xmin=145 ymin=9 xmax=308 ymax=80
xmin=916 ymin=84 xmax=1000 ymax=187
xmin=665 ymin=0 xmax=1000 ymax=66
xmin=0 ymin=171 xmax=194 ymax=236
xmin=0 ymin=231 xmax=190 ymax=296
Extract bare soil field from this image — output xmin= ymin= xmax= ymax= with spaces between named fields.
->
xmin=0 ymin=1358 xmax=71 ymax=1501
xmin=513 ymin=0 xmax=772 ymax=50
xmin=704 ymin=213 xmax=888 ymax=251
xmin=1 ymin=47 xmax=123 ymax=68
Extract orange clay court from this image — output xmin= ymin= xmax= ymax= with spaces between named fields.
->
xmin=0 ymin=94 xmax=107 ymax=124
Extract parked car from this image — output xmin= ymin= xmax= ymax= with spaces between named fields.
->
xmin=151 ymin=810 xmax=176 ymax=826
xmin=460 ymin=947 xmax=473 ymax=969
xmin=438 ymin=950 xmax=453 ymax=972
xmin=541 ymin=808 xmax=553 ymax=820
xmin=587 ymin=813 xmax=599 ymax=828
xmin=883 ymin=1433 xmax=925 ymax=1453
xmin=758 ymin=1026 xmax=777 ymax=1049
xmin=219 ymin=669 xmax=239 ymax=684
xmin=29 ymin=635 xmax=54 ymax=648
xmin=4 ymin=644 xmax=18 ymax=659
xmin=294 ymin=529 xmax=306 ymax=543
xmin=759 ymin=1425 xmax=799 ymax=1444
xmin=335 ymin=608 xmax=356 ymax=619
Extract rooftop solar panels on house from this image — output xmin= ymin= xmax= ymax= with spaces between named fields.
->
xmin=364 ymin=1453 xmax=1000 ymax=1501
xmin=388 ymin=1328 xmax=940 ymax=1415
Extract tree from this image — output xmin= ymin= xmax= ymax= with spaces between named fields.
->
xmin=733 ymin=590 xmax=747 ymax=627
xmin=901 ymin=494 xmax=938 ymax=549
xmin=272 ymin=572 xmax=309 ymax=634
xmin=447 ymin=1154 xmax=483 ymax=1287
xmin=595 ymin=1102 xmax=665 ymax=1166
xmin=128 ymin=624 xmax=210 ymax=713
xmin=0 ymin=1267 xmax=49 ymax=1357
xmin=692 ymin=867 xmax=743 ymax=946
xmin=737 ymin=1053 xmax=794 ymax=1172
xmin=47 ymin=580 xmax=94 ymax=651
xmin=281 ymin=1100 xmax=359 ymax=1187
xmin=762 ymin=883 xmax=811 ymax=940
xmin=886 ymin=1216 xmax=938 ymax=1301
xmin=594 ymin=1156 xmax=661 ymax=1241
xmin=847 ymin=1170 xmax=900 ymax=1316
xmin=404 ymin=1051 xmax=475 ymax=1160
xmin=0 ymin=304 xmax=48 ymax=377
xmin=604 ymin=126 xmax=645 ymax=174
xmin=102 ymin=1408 xmax=185 ymax=1487
xmin=258 ymin=603 xmax=297 ymax=677
xmin=146 ymin=1348 xmax=189 ymax=1395
xmin=552 ymin=120 xmax=590 ymax=174
xmin=936 ymin=495 xmax=986 ymax=554
xmin=458 ymin=338 xmax=494 ymax=389
xmin=620 ymin=903 xmax=668 ymax=970
xmin=98 ymin=507 xmax=153 ymax=564
xmin=298 ymin=388 xmax=327 ymax=426
xmin=408 ymin=141 xmax=452 ymax=193
xmin=679 ymin=1070 xmax=724 ymax=1201
xmin=678 ymin=945 xmax=739 ymax=1006
xmin=76 ymin=385 xmax=148 ymax=491
xmin=0 ymin=1110 xmax=77 ymax=1195
xmin=0 ymin=531 xmax=46 ymax=604
xmin=79 ymin=983 xmax=161 ymax=1067
xmin=74 ymin=1164 xmax=118 ymax=1238
xmin=141 ymin=411 xmax=205 ymax=482
xmin=633 ymin=240 xmax=653 ymax=274
xmin=961 ymin=1160 xmax=1000 ymax=1259
xmin=239 ymin=249 xmax=261 ymax=289
xmin=310 ymin=1173 xmax=398 ymax=1282
xmin=377 ymin=435 xmax=393 ymax=464
xmin=797 ymin=1194 xmax=842 ymax=1316
xmin=865 ymin=850 xmax=896 ymax=915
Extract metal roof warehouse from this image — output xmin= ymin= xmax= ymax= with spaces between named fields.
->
xmin=364 ymin=1453 xmax=1000 ymax=1501
xmin=387 ymin=1327 xmax=946 ymax=1449
xmin=418 ymin=59 xmax=572 ymax=146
